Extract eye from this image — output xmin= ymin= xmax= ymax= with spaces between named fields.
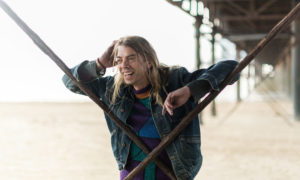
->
xmin=128 ymin=56 xmax=136 ymax=62
xmin=115 ymin=58 xmax=122 ymax=65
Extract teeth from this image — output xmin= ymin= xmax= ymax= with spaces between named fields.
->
xmin=124 ymin=72 xmax=133 ymax=75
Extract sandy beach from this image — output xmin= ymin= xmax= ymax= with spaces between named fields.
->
xmin=0 ymin=98 xmax=299 ymax=180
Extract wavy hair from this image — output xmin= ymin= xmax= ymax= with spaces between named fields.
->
xmin=110 ymin=36 xmax=168 ymax=105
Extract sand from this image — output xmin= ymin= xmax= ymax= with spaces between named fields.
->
xmin=0 ymin=98 xmax=299 ymax=180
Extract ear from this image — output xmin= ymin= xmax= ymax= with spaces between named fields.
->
xmin=147 ymin=61 xmax=152 ymax=69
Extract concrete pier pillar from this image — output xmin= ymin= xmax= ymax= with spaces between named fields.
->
xmin=236 ymin=47 xmax=241 ymax=102
xmin=254 ymin=60 xmax=263 ymax=86
xmin=211 ymin=27 xmax=217 ymax=116
xmin=194 ymin=15 xmax=202 ymax=69
xmin=194 ymin=15 xmax=204 ymax=123
xmin=291 ymin=11 xmax=300 ymax=121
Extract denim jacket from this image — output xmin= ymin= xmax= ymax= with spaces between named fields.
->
xmin=62 ymin=60 xmax=238 ymax=180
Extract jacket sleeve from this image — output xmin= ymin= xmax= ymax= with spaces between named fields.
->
xmin=62 ymin=60 xmax=113 ymax=98
xmin=182 ymin=60 xmax=239 ymax=102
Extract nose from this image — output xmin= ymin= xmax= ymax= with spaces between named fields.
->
xmin=120 ymin=59 xmax=129 ymax=68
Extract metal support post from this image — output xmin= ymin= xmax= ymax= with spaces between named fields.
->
xmin=236 ymin=47 xmax=241 ymax=102
xmin=194 ymin=15 xmax=204 ymax=123
xmin=291 ymin=1 xmax=300 ymax=120
xmin=211 ymin=26 xmax=217 ymax=116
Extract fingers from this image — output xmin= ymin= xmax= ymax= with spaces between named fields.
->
xmin=162 ymin=105 xmax=166 ymax=115
xmin=162 ymin=104 xmax=173 ymax=116
xmin=166 ymin=106 xmax=173 ymax=116
xmin=162 ymin=93 xmax=175 ymax=116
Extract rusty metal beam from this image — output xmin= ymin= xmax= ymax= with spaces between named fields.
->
xmin=225 ymin=33 xmax=292 ymax=41
xmin=221 ymin=14 xmax=285 ymax=21
xmin=257 ymin=0 xmax=278 ymax=14
xmin=249 ymin=0 xmax=256 ymax=15
xmin=220 ymin=3 xmax=256 ymax=31
xmin=224 ymin=0 xmax=249 ymax=15
xmin=166 ymin=0 xmax=193 ymax=17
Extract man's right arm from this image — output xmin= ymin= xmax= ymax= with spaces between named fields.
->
xmin=62 ymin=40 xmax=117 ymax=97
xmin=62 ymin=60 xmax=112 ymax=97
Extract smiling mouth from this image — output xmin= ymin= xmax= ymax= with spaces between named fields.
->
xmin=124 ymin=72 xmax=134 ymax=78
xmin=124 ymin=72 xmax=133 ymax=75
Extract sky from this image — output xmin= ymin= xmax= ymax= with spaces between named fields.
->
xmin=0 ymin=0 xmax=239 ymax=102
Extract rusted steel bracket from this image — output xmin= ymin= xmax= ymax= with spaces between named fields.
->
xmin=0 ymin=1 xmax=176 ymax=179
xmin=124 ymin=2 xmax=300 ymax=180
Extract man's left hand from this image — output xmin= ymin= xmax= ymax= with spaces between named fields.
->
xmin=162 ymin=86 xmax=191 ymax=116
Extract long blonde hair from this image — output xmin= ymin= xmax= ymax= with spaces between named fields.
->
xmin=111 ymin=36 xmax=168 ymax=105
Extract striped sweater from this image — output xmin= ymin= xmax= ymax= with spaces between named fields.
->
xmin=120 ymin=84 xmax=171 ymax=180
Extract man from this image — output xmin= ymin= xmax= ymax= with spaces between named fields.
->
xmin=62 ymin=36 xmax=238 ymax=180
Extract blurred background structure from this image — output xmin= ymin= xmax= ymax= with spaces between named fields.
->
xmin=0 ymin=0 xmax=300 ymax=180
xmin=166 ymin=0 xmax=300 ymax=121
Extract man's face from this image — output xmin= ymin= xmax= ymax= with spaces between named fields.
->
xmin=116 ymin=45 xmax=150 ymax=90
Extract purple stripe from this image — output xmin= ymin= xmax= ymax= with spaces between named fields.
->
xmin=127 ymin=102 xmax=151 ymax=132
xmin=140 ymin=137 xmax=160 ymax=150
xmin=133 ymin=84 xmax=151 ymax=94
xmin=140 ymin=137 xmax=171 ymax=164
xmin=156 ymin=168 xmax=171 ymax=180
xmin=121 ymin=159 xmax=172 ymax=180
xmin=120 ymin=160 xmax=144 ymax=180
xmin=128 ymin=114 xmax=149 ymax=132
xmin=133 ymin=102 xmax=151 ymax=116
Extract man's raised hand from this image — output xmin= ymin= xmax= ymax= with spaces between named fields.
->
xmin=162 ymin=86 xmax=191 ymax=116
xmin=96 ymin=40 xmax=118 ymax=69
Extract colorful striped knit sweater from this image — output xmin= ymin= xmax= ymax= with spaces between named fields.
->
xmin=120 ymin=85 xmax=172 ymax=180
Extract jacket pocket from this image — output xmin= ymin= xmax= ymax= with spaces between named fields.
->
xmin=179 ymin=135 xmax=201 ymax=172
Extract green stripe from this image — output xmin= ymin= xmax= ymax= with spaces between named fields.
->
xmin=130 ymin=142 xmax=156 ymax=180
